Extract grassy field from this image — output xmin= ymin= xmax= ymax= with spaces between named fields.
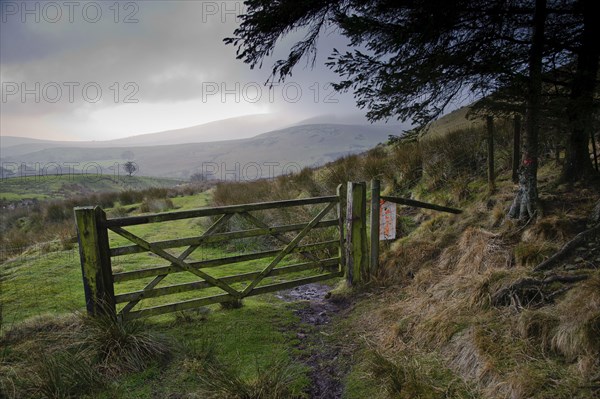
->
xmin=0 ymin=174 xmax=182 ymax=201
xmin=0 ymin=190 xmax=341 ymax=398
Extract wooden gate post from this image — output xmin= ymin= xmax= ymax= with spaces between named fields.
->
xmin=337 ymin=184 xmax=347 ymax=275
xmin=74 ymin=206 xmax=116 ymax=317
xmin=370 ymin=179 xmax=380 ymax=277
xmin=487 ymin=115 xmax=495 ymax=192
xmin=346 ymin=182 xmax=368 ymax=285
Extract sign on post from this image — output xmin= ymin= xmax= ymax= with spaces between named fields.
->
xmin=379 ymin=200 xmax=396 ymax=240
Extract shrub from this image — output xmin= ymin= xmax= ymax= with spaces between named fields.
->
xmin=389 ymin=142 xmax=423 ymax=188
xmin=361 ymin=147 xmax=389 ymax=181
xmin=118 ymin=190 xmax=143 ymax=205
xmin=139 ymin=198 xmax=174 ymax=213
xmin=96 ymin=192 xmax=117 ymax=208
xmin=321 ymin=154 xmax=362 ymax=191
xmin=212 ymin=180 xmax=276 ymax=206
xmin=109 ymin=206 xmax=129 ymax=218
xmin=420 ymin=128 xmax=486 ymax=189
xmin=56 ymin=222 xmax=77 ymax=250
xmin=143 ymin=187 xmax=168 ymax=200
xmin=284 ymin=167 xmax=324 ymax=197
xmin=45 ymin=203 xmax=69 ymax=222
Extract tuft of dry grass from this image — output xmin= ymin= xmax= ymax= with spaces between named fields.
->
xmin=551 ymin=275 xmax=600 ymax=366
xmin=21 ymin=348 xmax=104 ymax=399
xmin=187 ymin=354 xmax=304 ymax=399
xmin=521 ymin=216 xmax=577 ymax=243
xmin=516 ymin=309 xmax=559 ymax=352
xmin=75 ymin=314 xmax=170 ymax=377
xmin=513 ymin=241 xmax=558 ymax=268
xmin=0 ymin=314 xmax=81 ymax=346
xmin=389 ymin=142 xmax=423 ymax=188
xmin=1 ymin=312 xmax=171 ymax=398
xmin=366 ymin=349 xmax=479 ymax=399
xmin=439 ymin=227 xmax=512 ymax=274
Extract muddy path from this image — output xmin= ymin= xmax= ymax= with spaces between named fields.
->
xmin=276 ymin=283 xmax=351 ymax=399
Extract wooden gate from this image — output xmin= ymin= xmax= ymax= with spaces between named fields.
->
xmin=75 ymin=186 xmax=347 ymax=320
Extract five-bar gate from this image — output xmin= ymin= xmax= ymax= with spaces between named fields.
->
xmin=75 ymin=185 xmax=347 ymax=320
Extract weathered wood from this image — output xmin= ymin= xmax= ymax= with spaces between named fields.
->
xmin=115 ymin=258 xmax=340 ymax=304
xmin=119 ymin=213 xmax=233 ymax=314
xmin=123 ymin=293 xmax=235 ymax=320
xmin=512 ymin=114 xmax=522 ymax=183
xmin=78 ymin=189 xmax=347 ymax=320
xmin=113 ymin=240 xmax=340 ymax=282
xmin=380 ymin=196 xmax=462 ymax=214
xmin=241 ymin=202 xmax=337 ymax=296
xmin=122 ymin=271 xmax=344 ymax=320
xmin=337 ymin=184 xmax=346 ymax=274
xmin=104 ymin=196 xmax=338 ymax=227
xmin=370 ymin=179 xmax=381 ymax=277
xmin=346 ymin=182 xmax=368 ymax=285
xmin=110 ymin=219 xmax=338 ymax=256
xmin=74 ymin=207 xmax=116 ymax=316
xmin=109 ymin=226 xmax=241 ymax=297
xmin=487 ymin=115 xmax=495 ymax=192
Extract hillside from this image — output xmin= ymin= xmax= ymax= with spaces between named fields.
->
xmin=0 ymin=114 xmax=295 ymax=151
xmin=1 ymin=110 xmax=598 ymax=399
xmin=4 ymin=124 xmax=396 ymax=179
xmin=0 ymin=175 xmax=181 ymax=201
xmin=424 ymin=105 xmax=481 ymax=137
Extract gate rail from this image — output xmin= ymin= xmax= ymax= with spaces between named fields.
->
xmin=75 ymin=187 xmax=347 ymax=320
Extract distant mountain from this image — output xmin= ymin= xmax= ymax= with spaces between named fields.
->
xmin=4 ymin=124 xmax=397 ymax=179
xmin=1 ymin=114 xmax=299 ymax=156
xmin=105 ymin=114 xmax=299 ymax=146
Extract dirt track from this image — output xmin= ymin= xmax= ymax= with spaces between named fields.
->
xmin=277 ymin=283 xmax=349 ymax=399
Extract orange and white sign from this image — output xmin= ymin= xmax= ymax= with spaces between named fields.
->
xmin=379 ymin=200 xmax=396 ymax=240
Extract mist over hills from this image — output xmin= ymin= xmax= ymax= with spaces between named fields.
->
xmin=2 ymin=122 xmax=399 ymax=179
xmin=1 ymin=114 xmax=297 ymax=152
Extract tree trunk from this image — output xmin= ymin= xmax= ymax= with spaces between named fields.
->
xmin=509 ymin=0 xmax=546 ymax=220
xmin=562 ymin=0 xmax=599 ymax=181
xmin=512 ymin=114 xmax=522 ymax=183
xmin=591 ymin=131 xmax=599 ymax=172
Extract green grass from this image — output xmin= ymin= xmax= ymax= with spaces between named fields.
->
xmin=1 ymin=190 xmax=337 ymax=323
xmin=0 ymin=249 xmax=84 ymax=327
xmin=1 ymin=189 xmax=340 ymax=398
xmin=0 ymin=174 xmax=181 ymax=201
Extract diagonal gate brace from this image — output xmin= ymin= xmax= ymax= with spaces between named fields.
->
xmin=119 ymin=213 xmax=233 ymax=314
xmin=238 ymin=211 xmax=321 ymax=263
xmin=109 ymin=223 xmax=240 ymax=299
xmin=240 ymin=202 xmax=336 ymax=297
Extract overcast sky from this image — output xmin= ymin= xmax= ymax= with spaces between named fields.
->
xmin=0 ymin=0 xmax=373 ymax=141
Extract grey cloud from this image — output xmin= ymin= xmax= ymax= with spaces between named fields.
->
xmin=0 ymin=1 xmax=371 ymax=138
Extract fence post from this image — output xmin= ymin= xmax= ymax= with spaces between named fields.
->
xmin=370 ymin=179 xmax=380 ymax=278
xmin=512 ymin=114 xmax=522 ymax=183
xmin=337 ymin=184 xmax=347 ymax=275
xmin=346 ymin=182 xmax=368 ymax=285
xmin=487 ymin=115 xmax=495 ymax=192
xmin=74 ymin=206 xmax=116 ymax=317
